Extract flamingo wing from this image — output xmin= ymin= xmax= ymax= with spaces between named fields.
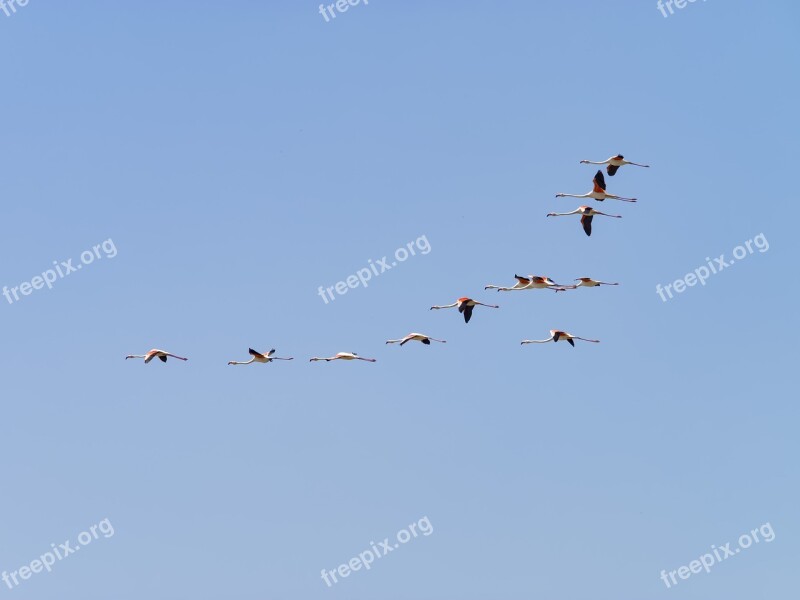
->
xmin=593 ymin=170 xmax=606 ymax=192
xmin=581 ymin=214 xmax=593 ymax=236
xmin=421 ymin=338 xmax=431 ymax=345
xmin=567 ymin=338 xmax=575 ymax=347
xmin=249 ymin=348 xmax=266 ymax=358
xmin=462 ymin=305 xmax=474 ymax=323
xmin=607 ymin=164 xmax=620 ymax=176
xmin=159 ymin=355 xmax=167 ymax=362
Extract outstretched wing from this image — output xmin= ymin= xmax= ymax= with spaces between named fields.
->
xmin=463 ymin=305 xmax=474 ymax=323
xmin=514 ymin=275 xmax=531 ymax=286
xmin=593 ymin=170 xmax=606 ymax=192
xmin=607 ymin=164 xmax=620 ymax=176
xmin=581 ymin=214 xmax=593 ymax=236
xmin=249 ymin=348 xmax=266 ymax=358
xmin=567 ymin=338 xmax=575 ymax=347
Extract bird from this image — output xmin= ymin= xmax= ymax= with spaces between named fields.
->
xmin=227 ymin=348 xmax=294 ymax=365
xmin=580 ymin=154 xmax=650 ymax=176
xmin=386 ymin=333 xmax=447 ymax=346
xmin=556 ymin=170 xmax=636 ymax=202
xmin=520 ymin=330 xmax=600 ymax=347
xmin=546 ymin=206 xmax=622 ymax=237
xmin=485 ymin=275 xmax=568 ymax=292
xmin=309 ymin=352 xmax=376 ymax=362
xmin=430 ymin=297 xmax=499 ymax=323
xmin=125 ymin=349 xmax=188 ymax=363
xmin=571 ymin=277 xmax=620 ymax=288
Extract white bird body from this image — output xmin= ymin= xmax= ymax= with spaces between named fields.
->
xmin=125 ymin=349 xmax=188 ymax=363
xmin=430 ymin=297 xmax=499 ymax=323
xmin=521 ymin=329 xmax=600 ymax=347
xmin=485 ymin=275 xmax=567 ymax=292
xmin=580 ymin=154 xmax=650 ymax=176
xmin=546 ymin=205 xmax=622 ymax=237
xmin=572 ymin=277 xmax=619 ymax=288
xmin=228 ymin=348 xmax=294 ymax=365
xmin=309 ymin=352 xmax=376 ymax=362
xmin=386 ymin=333 xmax=446 ymax=346
xmin=556 ymin=170 xmax=636 ymax=202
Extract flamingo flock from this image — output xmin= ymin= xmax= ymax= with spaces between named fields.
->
xmin=126 ymin=152 xmax=648 ymax=366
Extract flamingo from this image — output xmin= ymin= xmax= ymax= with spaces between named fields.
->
xmin=228 ymin=348 xmax=294 ymax=365
xmin=485 ymin=275 xmax=568 ymax=292
xmin=309 ymin=352 xmax=376 ymax=362
xmin=430 ymin=297 xmax=499 ymax=323
xmin=520 ymin=330 xmax=600 ymax=347
xmin=125 ymin=349 xmax=188 ymax=363
xmin=556 ymin=170 xmax=636 ymax=202
xmin=386 ymin=333 xmax=447 ymax=346
xmin=546 ymin=206 xmax=622 ymax=237
xmin=572 ymin=277 xmax=619 ymax=288
xmin=580 ymin=154 xmax=650 ymax=176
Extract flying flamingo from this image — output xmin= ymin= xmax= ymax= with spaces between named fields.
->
xmin=572 ymin=277 xmax=620 ymax=288
xmin=125 ymin=349 xmax=188 ymax=363
xmin=485 ymin=275 xmax=568 ymax=292
xmin=309 ymin=352 xmax=376 ymax=363
xmin=546 ymin=205 xmax=622 ymax=237
xmin=520 ymin=330 xmax=600 ymax=347
xmin=580 ymin=154 xmax=650 ymax=176
xmin=556 ymin=170 xmax=636 ymax=202
xmin=430 ymin=297 xmax=499 ymax=323
xmin=227 ymin=348 xmax=294 ymax=365
xmin=386 ymin=333 xmax=447 ymax=346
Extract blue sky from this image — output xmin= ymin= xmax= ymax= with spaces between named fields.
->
xmin=1 ymin=1 xmax=798 ymax=598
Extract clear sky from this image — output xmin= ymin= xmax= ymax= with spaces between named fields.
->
xmin=1 ymin=1 xmax=798 ymax=599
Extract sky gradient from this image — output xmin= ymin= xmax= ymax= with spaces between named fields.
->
xmin=1 ymin=2 xmax=798 ymax=599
